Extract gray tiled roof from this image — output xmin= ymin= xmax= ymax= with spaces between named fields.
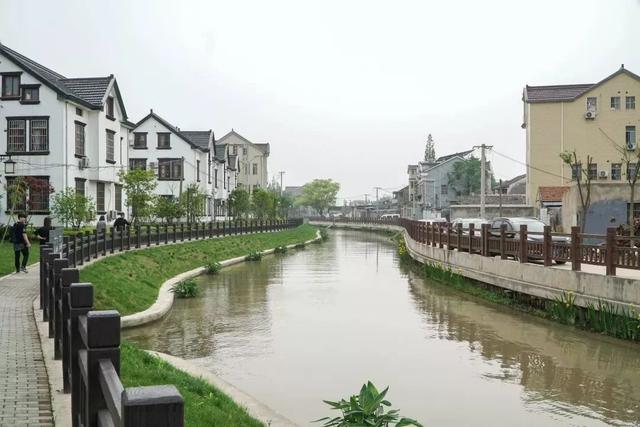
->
xmin=524 ymin=84 xmax=594 ymax=103
xmin=0 ymin=43 xmax=126 ymax=116
xmin=182 ymin=131 xmax=211 ymax=150
xmin=214 ymin=144 xmax=227 ymax=162
xmin=436 ymin=149 xmax=474 ymax=163
xmin=134 ymin=111 xmax=206 ymax=151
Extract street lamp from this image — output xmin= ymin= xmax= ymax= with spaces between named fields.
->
xmin=2 ymin=156 xmax=15 ymax=175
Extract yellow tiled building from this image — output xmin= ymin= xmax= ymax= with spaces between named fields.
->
xmin=523 ymin=66 xmax=640 ymax=206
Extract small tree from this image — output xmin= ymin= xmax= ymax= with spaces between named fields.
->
xmin=119 ymin=169 xmax=157 ymax=224
xmin=296 ymin=179 xmax=340 ymax=216
xmin=278 ymin=192 xmax=294 ymax=218
xmin=180 ymin=183 xmax=207 ymax=224
xmin=424 ymin=133 xmax=435 ymax=163
xmin=229 ymin=188 xmax=251 ymax=219
xmin=251 ymin=188 xmax=276 ymax=220
xmin=447 ymin=156 xmax=481 ymax=196
xmin=560 ymin=150 xmax=594 ymax=231
xmin=51 ymin=188 xmax=96 ymax=229
xmin=154 ymin=195 xmax=184 ymax=223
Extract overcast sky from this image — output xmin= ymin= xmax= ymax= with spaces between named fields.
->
xmin=2 ymin=0 xmax=639 ymax=202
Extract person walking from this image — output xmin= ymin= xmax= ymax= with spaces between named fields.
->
xmin=96 ymin=215 xmax=107 ymax=236
xmin=13 ymin=213 xmax=31 ymax=274
xmin=35 ymin=217 xmax=53 ymax=244
xmin=113 ymin=213 xmax=129 ymax=231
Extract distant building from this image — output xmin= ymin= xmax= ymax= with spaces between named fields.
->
xmin=496 ymin=174 xmax=526 ymax=195
xmin=216 ymin=130 xmax=269 ymax=194
xmin=393 ymin=186 xmax=411 ymax=218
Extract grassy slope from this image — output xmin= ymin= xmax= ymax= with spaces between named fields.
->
xmin=121 ymin=342 xmax=263 ymax=427
xmin=81 ymin=224 xmax=317 ymax=315
xmin=0 ymin=241 xmax=41 ymax=276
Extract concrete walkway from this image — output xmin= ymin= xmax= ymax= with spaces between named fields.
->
xmin=0 ymin=267 xmax=53 ymax=426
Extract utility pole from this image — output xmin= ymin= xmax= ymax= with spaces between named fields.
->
xmin=278 ymin=171 xmax=285 ymax=195
xmin=499 ymin=178 xmax=503 ymax=217
xmin=473 ymin=144 xmax=493 ymax=219
xmin=374 ymin=186 xmax=382 ymax=218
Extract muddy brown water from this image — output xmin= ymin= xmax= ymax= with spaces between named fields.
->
xmin=124 ymin=229 xmax=640 ymax=426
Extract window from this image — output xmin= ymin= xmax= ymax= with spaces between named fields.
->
xmin=571 ymin=163 xmax=582 ymax=181
xmin=441 ymin=184 xmax=448 ymax=195
xmin=106 ymin=96 xmax=115 ymax=118
xmin=628 ymin=163 xmax=638 ymax=181
xmin=97 ymin=182 xmax=105 ymax=213
xmin=627 ymin=96 xmax=636 ymax=110
xmin=586 ymin=97 xmax=597 ymax=112
xmin=7 ymin=119 xmax=26 ymax=152
xmin=30 ymin=119 xmax=49 ymax=152
xmin=21 ymin=85 xmax=39 ymax=103
xmin=197 ymin=160 xmax=201 ymax=182
xmin=252 ymin=163 xmax=258 ymax=175
xmin=214 ymin=169 xmax=218 ymax=188
xmin=611 ymin=163 xmax=622 ymax=180
xmin=115 ymin=184 xmax=122 ymax=212
xmin=6 ymin=176 xmax=51 ymax=212
xmin=1 ymin=73 xmax=20 ymax=98
xmin=232 ymin=145 xmax=237 ymax=155
xmin=133 ymin=133 xmax=147 ymax=148
xmin=157 ymin=133 xmax=170 ymax=149
xmin=629 ymin=203 xmax=640 ymax=221
xmin=75 ymin=121 xmax=86 ymax=157
xmin=611 ymin=96 xmax=621 ymax=110
xmin=626 ymin=126 xmax=636 ymax=150
xmin=76 ymin=107 xmax=83 ymax=116
xmin=588 ymin=163 xmax=598 ymax=180
xmin=75 ymin=178 xmax=86 ymax=196
xmin=242 ymin=147 xmax=247 ymax=155
xmin=158 ymin=159 xmax=182 ymax=180
xmin=106 ymin=130 xmax=115 ymax=162
xmin=129 ymin=158 xmax=147 ymax=170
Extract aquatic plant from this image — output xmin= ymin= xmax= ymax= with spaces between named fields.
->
xmin=315 ymin=381 xmax=422 ymax=427
xmin=245 ymin=249 xmax=263 ymax=261
xmin=320 ymin=228 xmax=329 ymax=241
xmin=550 ymin=291 xmax=577 ymax=325
xmin=274 ymin=245 xmax=288 ymax=254
xmin=205 ymin=261 xmax=222 ymax=275
xmin=171 ymin=279 xmax=198 ymax=298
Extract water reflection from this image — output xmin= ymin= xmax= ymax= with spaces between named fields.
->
xmin=125 ymin=230 xmax=640 ymax=426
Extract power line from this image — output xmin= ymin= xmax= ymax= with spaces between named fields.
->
xmin=492 ymin=149 xmax=571 ymax=182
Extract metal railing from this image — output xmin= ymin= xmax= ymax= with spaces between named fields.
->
xmin=37 ymin=218 xmax=303 ymax=426
xmin=310 ymin=217 xmax=637 ymax=276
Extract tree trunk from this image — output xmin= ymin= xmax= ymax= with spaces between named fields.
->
xmin=630 ymin=185 xmax=636 ymax=238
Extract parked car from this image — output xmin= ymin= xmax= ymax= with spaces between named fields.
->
xmin=380 ymin=213 xmax=400 ymax=219
xmin=451 ymin=218 xmax=490 ymax=231
xmin=489 ymin=217 xmax=568 ymax=263
xmin=418 ymin=218 xmax=447 ymax=223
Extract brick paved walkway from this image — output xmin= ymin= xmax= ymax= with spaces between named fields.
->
xmin=0 ymin=268 xmax=53 ymax=426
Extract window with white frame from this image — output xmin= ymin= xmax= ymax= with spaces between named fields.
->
xmin=75 ymin=121 xmax=86 ymax=157
xmin=29 ymin=119 xmax=48 ymax=152
xmin=106 ymin=130 xmax=115 ymax=162
xmin=158 ymin=158 xmax=182 ymax=180
xmin=627 ymin=96 xmax=636 ymax=110
xmin=611 ymin=96 xmax=621 ymax=110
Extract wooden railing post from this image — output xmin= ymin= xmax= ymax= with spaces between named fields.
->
xmin=135 ymin=225 xmax=141 ymax=249
xmin=69 ymin=283 xmax=93 ymax=427
xmin=127 ymin=226 xmax=132 ymax=250
xmin=40 ymin=245 xmax=53 ymax=314
xmin=468 ymin=224 xmax=475 ymax=253
xmin=446 ymin=223 xmax=452 ymax=250
xmin=543 ymin=225 xmax=552 ymax=266
xmin=156 ymin=224 xmax=161 ymax=246
xmin=122 ymin=385 xmax=184 ymax=427
xmin=60 ymin=267 xmax=79 ymax=393
xmin=93 ymin=230 xmax=99 ymax=259
xmin=438 ymin=223 xmax=444 ymax=249
xmin=209 ymin=221 xmax=213 ymax=238
xmin=53 ymin=258 xmax=69 ymax=359
xmin=147 ymin=225 xmax=152 ymax=247
xmin=47 ymin=252 xmax=61 ymax=336
xmin=81 ymin=310 xmax=121 ymax=427
xmin=457 ymin=223 xmax=462 ymax=251
xmin=571 ymin=226 xmax=581 ymax=271
xmin=110 ymin=227 xmax=116 ymax=254
xmin=165 ymin=224 xmax=169 ymax=244
xmin=481 ymin=223 xmax=489 ymax=257
xmin=519 ymin=224 xmax=528 ymax=263
xmin=606 ymin=227 xmax=617 ymax=276
xmin=500 ymin=224 xmax=507 ymax=260
xmin=120 ymin=227 xmax=125 ymax=252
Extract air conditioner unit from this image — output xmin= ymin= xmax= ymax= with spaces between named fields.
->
xmin=78 ymin=157 xmax=90 ymax=169
xmin=584 ymin=110 xmax=596 ymax=119
xmin=599 ymin=170 xmax=608 ymax=179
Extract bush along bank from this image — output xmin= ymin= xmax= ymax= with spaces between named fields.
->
xmin=398 ymin=237 xmax=640 ymax=342
xmin=81 ymin=224 xmax=318 ymax=315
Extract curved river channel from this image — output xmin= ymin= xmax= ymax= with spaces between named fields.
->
xmin=124 ymin=229 xmax=640 ymax=426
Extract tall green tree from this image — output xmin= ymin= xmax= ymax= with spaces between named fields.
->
xmin=424 ymin=134 xmax=435 ymax=163
xmin=154 ymin=195 xmax=183 ymax=223
xmin=297 ymin=179 xmax=340 ymax=216
xmin=180 ymin=183 xmax=207 ymax=224
xmin=278 ymin=192 xmax=294 ymax=218
xmin=51 ymin=188 xmax=96 ymax=229
xmin=251 ymin=188 xmax=277 ymax=220
xmin=119 ymin=169 xmax=157 ymax=224
xmin=229 ymin=188 xmax=251 ymax=219
xmin=447 ymin=156 xmax=481 ymax=196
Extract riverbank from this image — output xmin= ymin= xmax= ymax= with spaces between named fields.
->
xmin=80 ymin=224 xmax=318 ymax=315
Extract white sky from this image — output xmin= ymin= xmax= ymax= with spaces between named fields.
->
xmin=2 ymin=0 xmax=639 ymax=202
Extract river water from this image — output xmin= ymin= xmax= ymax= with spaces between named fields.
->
xmin=124 ymin=229 xmax=640 ymax=426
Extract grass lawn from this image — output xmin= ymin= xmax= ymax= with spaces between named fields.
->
xmin=121 ymin=342 xmax=263 ymax=427
xmin=81 ymin=224 xmax=318 ymax=315
xmin=0 ymin=240 xmax=41 ymax=277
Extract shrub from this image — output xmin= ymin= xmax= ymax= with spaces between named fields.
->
xmin=274 ymin=245 xmax=288 ymax=254
xmin=246 ymin=249 xmax=263 ymax=261
xmin=206 ymin=261 xmax=222 ymax=274
xmin=171 ymin=279 xmax=198 ymax=298
xmin=315 ymin=381 xmax=422 ymax=427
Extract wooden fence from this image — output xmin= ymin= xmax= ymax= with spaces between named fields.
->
xmin=37 ymin=218 xmax=302 ymax=426
xmin=311 ymin=217 xmax=638 ymax=277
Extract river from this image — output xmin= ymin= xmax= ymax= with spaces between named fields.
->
xmin=124 ymin=229 xmax=640 ymax=426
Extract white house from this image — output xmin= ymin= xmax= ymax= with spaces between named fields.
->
xmin=216 ymin=130 xmax=269 ymax=194
xmin=130 ymin=110 xmax=220 ymax=218
xmin=212 ymin=142 xmax=238 ymax=218
xmin=0 ymin=42 xmax=132 ymax=226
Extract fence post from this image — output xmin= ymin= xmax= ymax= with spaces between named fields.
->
xmin=481 ymin=223 xmax=490 ymax=257
xmin=543 ymin=225 xmax=552 ymax=266
xmin=69 ymin=283 xmax=93 ymax=427
xmin=110 ymin=227 xmax=116 ymax=254
xmin=519 ymin=224 xmax=528 ymax=263
xmin=53 ymin=258 xmax=69 ymax=360
xmin=571 ymin=226 xmax=581 ymax=271
xmin=187 ymin=223 xmax=192 ymax=241
xmin=40 ymin=245 xmax=53 ymax=314
xmin=209 ymin=221 xmax=213 ymax=238
xmin=79 ymin=233 xmax=85 ymax=265
xmin=93 ymin=230 xmax=99 ymax=259
xmin=180 ymin=223 xmax=184 ymax=241
xmin=127 ymin=226 xmax=132 ymax=250
xmin=468 ymin=223 xmax=475 ymax=254
xmin=122 ymin=385 xmax=184 ymax=427
xmin=82 ymin=310 xmax=121 ymax=427
xmin=47 ymin=252 xmax=61 ymax=336
xmin=60 ymin=267 xmax=79 ymax=393
xmin=500 ymin=224 xmax=507 ymax=260
xmin=63 ymin=235 xmax=70 ymax=260
xmin=606 ymin=227 xmax=617 ymax=276
xmin=222 ymin=222 xmax=226 ymax=236
xmin=446 ymin=223 xmax=452 ymax=250
xmin=438 ymin=223 xmax=444 ymax=249
xmin=165 ymin=224 xmax=169 ymax=244
xmin=456 ymin=223 xmax=462 ymax=251
xmin=156 ymin=224 xmax=161 ymax=245
xmin=120 ymin=227 xmax=125 ymax=252
xmin=147 ymin=225 xmax=152 ymax=247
